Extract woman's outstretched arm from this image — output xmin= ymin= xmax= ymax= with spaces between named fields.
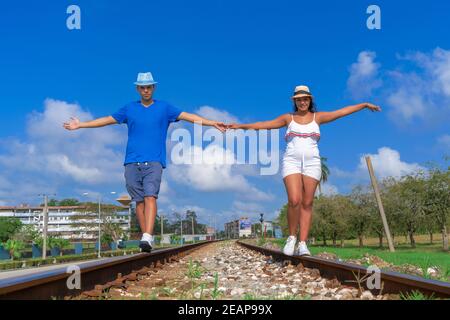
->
xmin=229 ymin=114 xmax=289 ymax=130
xmin=316 ymin=103 xmax=381 ymax=125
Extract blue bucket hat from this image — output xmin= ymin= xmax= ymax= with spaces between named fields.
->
xmin=134 ymin=72 xmax=158 ymax=86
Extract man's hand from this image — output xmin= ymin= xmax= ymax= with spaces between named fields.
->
xmin=365 ymin=103 xmax=382 ymax=112
xmin=63 ymin=117 xmax=81 ymax=130
xmin=213 ymin=121 xmax=228 ymax=133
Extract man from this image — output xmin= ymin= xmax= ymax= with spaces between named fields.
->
xmin=63 ymin=72 xmax=226 ymax=252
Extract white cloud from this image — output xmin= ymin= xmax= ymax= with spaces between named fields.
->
xmin=157 ymin=179 xmax=171 ymax=204
xmin=0 ymin=99 xmax=125 ymax=184
xmin=357 ymin=147 xmax=424 ymax=179
xmin=195 ymin=105 xmax=239 ymax=124
xmin=318 ymin=182 xmax=339 ymax=196
xmin=347 ymin=51 xmax=382 ymax=99
xmin=403 ymin=48 xmax=450 ymax=97
xmin=0 ymin=98 xmax=129 ymax=204
xmin=328 ymin=166 xmax=353 ymax=179
xmin=168 ymin=143 xmax=274 ymax=200
xmin=232 ymin=200 xmax=264 ymax=212
xmin=346 ymin=48 xmax=450 ymax=127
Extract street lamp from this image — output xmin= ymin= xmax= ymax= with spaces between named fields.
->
xmin=259 ymin=213 xmax=264 ymax=240
xmin=116 ymin=195 xmax=132 ymax=239
xmin=83 ymin=191 xmax=116 ymax=258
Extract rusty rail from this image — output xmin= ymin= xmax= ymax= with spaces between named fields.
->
xmin=0 ymin=241 xmax=213 ymax=300
xmin=238 ymin=241 xmax=450 ymax=299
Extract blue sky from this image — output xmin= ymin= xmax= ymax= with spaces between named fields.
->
xmin=0 ymin=0 xmax=449 ymax=229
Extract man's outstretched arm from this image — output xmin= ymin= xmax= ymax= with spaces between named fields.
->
xmin=177 ymin=112 xmax=227 ymax=132
xmin=63 ymin=116 xmax=117 ymax=130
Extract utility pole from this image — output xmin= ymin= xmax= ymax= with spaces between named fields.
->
xmin=160 ymin=213 xmax=164 ymax=243
xmin=42 ymin=195 xmax=48 ymax=259
xmin=191 ymin=216 xmax=195 ymax=243
xmin=180 ymin=217 xmax=183 ymax=246
xmin=38 ymin=193 xmax=55 ymax=260
xmin=97 ymin=195 xmax=101 ymax=258
xmin=365 ymin=156 xmax=395 ymax=252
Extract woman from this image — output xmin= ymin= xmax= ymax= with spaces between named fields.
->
xmin=229 ymin=85 xmax=381 ymax=256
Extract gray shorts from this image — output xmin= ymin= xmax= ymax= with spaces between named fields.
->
xmin=124 ymin=162 xmax=163 ymax=202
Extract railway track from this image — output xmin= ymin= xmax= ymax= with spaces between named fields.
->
xmin=237 ymin=241 xmax=450 ymax=299
xmin=0 ymin=241 xmax=212 ymax=300
xmin=0 ymin=240 xmax=448 ymax=300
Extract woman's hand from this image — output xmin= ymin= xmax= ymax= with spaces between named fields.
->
xmin=227 ymin=123 xmax=242 ymax=129
xmin=365 ymin=103 xmax=382 ymax=112
xmin=213 ymin=121 xmax=228 ymax=132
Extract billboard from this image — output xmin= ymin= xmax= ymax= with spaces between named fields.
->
xmin=239 ymin=218 xmax=251 ymax=230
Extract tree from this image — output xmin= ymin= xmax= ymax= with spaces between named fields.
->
xmin=318 ymin=156 xmax=330 ymax=194
xmin=349 ymin=186 xmax=374 ymax=247
xmin=58 ymin=198 xmax=81 ymax=206
xmin=11 ymin=224 xmax=40 ymax=244
xmin=185 ymin=210 xmax=207 ymax=235
xmin=310 ymin=195 xmax=349 ymax=245
xmin=274 ymin=204 xmax=288 ymax=236
xmin=310 ymin=210 xmax=329 ymax=246
xmin=390 ymin=173 xmax=427 ymax=248
xmin=101 ymin=215 xmax=125 ymax=244
xmin=47 ymin=199 xmax=59 ymax=206
xmin=325 ymin=195 xmax=350 ymax=246
xmin=423 ymin=166 xmax=450 ymax=251
xmin=4 ymin=239 xmax=25 ymax=260
xmin=0 ymin=218 xmax=23 ymax=243
xmin=48 ymin=236 xmax=70 ymax=256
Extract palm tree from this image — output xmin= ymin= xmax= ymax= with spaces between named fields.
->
xmin=4 ymin=239 xmax=25 ymax=260
xmin=318 ymin=156 xmax=330 ymax=195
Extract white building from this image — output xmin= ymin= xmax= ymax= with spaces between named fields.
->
xmin=0 ymin=205 xmax=131 ymax=240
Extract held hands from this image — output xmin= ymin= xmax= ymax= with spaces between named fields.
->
xmin=212 ymin=121 xmax=229 ymax=133
xmin=213 ymin=122 xmax=241 ymax=132
xmin=364 ymin=103 xmax=382 ymax=112
xmin=63 ymin=117 xmax=81 ymax=130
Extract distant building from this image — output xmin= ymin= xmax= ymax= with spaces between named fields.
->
xmin=224 ymin=217 xmax=252 ymax=239
xmin=263 ymin=221 xmax=274 ymax=234
xmin=0 ymin=205 xmax=130 ymax=240
xmin=252 ymin=221 xmax=274 ymax=237
xmin=206 ymin=226 xmax=215 ymax=235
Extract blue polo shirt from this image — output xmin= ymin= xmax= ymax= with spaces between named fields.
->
xmin=112 ymin=100 xmax=182 ymax=168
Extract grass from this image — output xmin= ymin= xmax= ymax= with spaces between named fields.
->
xmin=265 ymin=235 xmax=449 ymax=282
xmin=399 ymin=290 xmax=436 ymax=300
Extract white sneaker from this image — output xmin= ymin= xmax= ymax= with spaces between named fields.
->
xmin=297 ymin=241 xmax=311 ymax=256
xmin=283 ymin=236 xmax=297 ymax=256
xmin=139 ymin=233 xmax=153 ymax=253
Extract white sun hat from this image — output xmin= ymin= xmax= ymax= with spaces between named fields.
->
xmin=134 ymin=72 xmax=158 ymax=86
xmin=292 ymin=85 xmax=313 ymax=99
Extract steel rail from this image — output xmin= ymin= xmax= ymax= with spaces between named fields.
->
xmin=0 ymin=241 xmax=213 ymax=300
xmin=238 ymin=241 xmax=450 ymax=299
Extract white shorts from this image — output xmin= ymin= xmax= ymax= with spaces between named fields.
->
xmin=282 ymin=156 xmax=322 ymax=181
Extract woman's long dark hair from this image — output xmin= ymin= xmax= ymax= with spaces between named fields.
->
xmin=292 ymin=96 xmax=317 ymax=113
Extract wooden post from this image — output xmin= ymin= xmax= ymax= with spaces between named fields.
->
xmin=365 ymin=156 xmax=395 ymax=252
